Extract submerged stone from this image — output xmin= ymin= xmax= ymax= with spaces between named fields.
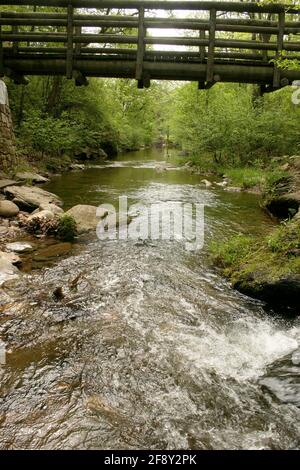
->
xmin=260 ymin=348 xmax=300 ymax=407
xmin=33 ymin=242 xmax=72 ymax=261
xmin=6 ymin=241 xmax=34 ymax=254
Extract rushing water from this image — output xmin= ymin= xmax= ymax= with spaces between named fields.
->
xmin=0 ymin=148 xmax=299 ymax=450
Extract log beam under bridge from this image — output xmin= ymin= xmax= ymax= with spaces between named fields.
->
xmin=0 ymin=1 xmax=300 ymax=89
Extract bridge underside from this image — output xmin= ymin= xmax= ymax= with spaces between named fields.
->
xmin=3 ymin=55 xmax=300 ymax=88
xmin=1 ymin=1 xmax=300 ymax=90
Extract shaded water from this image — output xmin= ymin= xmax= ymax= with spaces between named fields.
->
xmin=0 ymin=149 xmax=299 ymax=449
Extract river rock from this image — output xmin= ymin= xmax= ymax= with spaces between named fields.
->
xmin=215 ymin=181 xmax=228 ymax=188
xmin=4 ymin=185 xmax=62 ymax=212
xmin=15 ymin=172 xmax=49 ymax=184
xmin=234 ymin=275 xmax=300 ymax=312
xmin=0 ymin=251 xmax=21 ymax=265
xmin=66 ymin=205 xmax=108 ymax=234
xmin=260 ymin=348 xmax=300 ymax=407
xmin=33 ymin=242 xmax=72 ymax=261
xmin=0 ymin=179 xmax=18 ymax=191
xmin=69 ymin=163 xmax=85 ymax=171
xmin=280 ymin=163 xmax=290 ymax=172
xmin=39 ymin=203 xmax=64 ymax=215
xmin=74 ymin=146 xmax=108 ymax=161
xmin=27 ymin=209 xmax=55 ymax=223
xmin=0 ymin=200 xmax=20 ymax=218
xmin=200 ymin=179 xmax=212 ymax=188
xmin=6 ymin=241 xmax=34 ymax=254
xmin=265 ymin=191 xmax=300 ymax=219
xmin=289 ymin=155 xmax=300 ymax=170
xmin=224 ymin=186 xmax=242 ymax=192
xmin=0 ymin=252 xmax=20 ymax=286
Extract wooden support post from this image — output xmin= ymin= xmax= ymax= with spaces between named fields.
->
xmin=136 ymin=6 xmax=145 ymax=84
xmin=206 ymin=8 xmax=216 ymax=84
xmin=199 ymin=28 xmax=205 ymax=63
xmin=137 ymin=73 xmax=150 ymax=89
xmin=198 ymin=29 xmax=205 ymax=90
xmin=12 ymin=25 xmax=18 ymax=56
xmin=273 ymin=11 xmax=285 ymax=88
xmin=66 ymin=3 xmax=74 ymax=79
xmin=75 ymin=25 xmax=81 ymax=56
xmin=73 ymin=69 xmax=88 ymax=86
xmin=0 ymin=13 xmax=3 ymax=77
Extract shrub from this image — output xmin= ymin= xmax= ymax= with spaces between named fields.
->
xmin=56 ymin=215 xmax=77 ymax=242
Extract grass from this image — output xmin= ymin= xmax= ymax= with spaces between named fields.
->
xmin=210 ymin=219 xmax=300 ymax=287
xmin=175 ymin=151 xmax=291 ymax=191
xmin=218 ymin=167 xmax=290 ymax=190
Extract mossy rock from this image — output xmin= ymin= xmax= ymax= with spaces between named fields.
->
xmin=210 ymin=219 xmax=300 ymax=313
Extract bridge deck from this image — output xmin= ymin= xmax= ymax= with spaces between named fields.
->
xmin=0 ymin=1 xmax=300 ymax=89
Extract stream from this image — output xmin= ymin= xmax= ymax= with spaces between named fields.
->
xmin=0 ymin=148 xmax=299 ymax=450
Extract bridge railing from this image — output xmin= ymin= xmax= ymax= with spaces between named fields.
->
xmin=0 ymin=1 xmax=300 ymax=88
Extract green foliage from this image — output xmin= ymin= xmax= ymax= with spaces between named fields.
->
xmin=19 ymin=111 xmax=76 ymax=156
xmin=210 ymin=234 xmax=253 ymax=268
xmin=8 ymin=76 xmax=165 ymax=161
xmin=211 ymin=219 xmax=300 ymax=284
xmin=267 ymin=221 xmax=300 ymax=254
xmin=56 ymin=215 xmax=77 ymax=242
xmin=168 ymin=83 xmax=300 ymax=165
xmin=221 ymin=168 xmax=266 ymax=189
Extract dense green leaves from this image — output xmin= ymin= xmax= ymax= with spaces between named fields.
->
xmin=168 ymin=83 xmax=300 ymax=165
xmin=8 ymin=76 xmax=165 ymax=159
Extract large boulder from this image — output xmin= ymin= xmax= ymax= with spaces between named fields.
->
xmin=15 ymin=172 xmax=49 ymax=184
xmin=0 ymin=252 xmax=20 ymax=286
xmin=74 ymin=146 xmax=107 ymax=161
xmin=0 ymin=179 xmax=18 ymax=191
xmin=265 ymin=191 xmax=300 ymax=219
xmin=234 ymin=275 xmax=300 ymax=312
xmin=0 ymin=200 xmax=19 ymax=218
xmin=4 ymin=185 xmax=62 ymax=212
xmin=66 ymin=205 xmax=108 ymax=234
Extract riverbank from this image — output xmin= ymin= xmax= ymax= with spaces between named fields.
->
xmin=0 ymin=161 xmax=106 ymax=286
xmin=208 ymin=155 xmax=300 ymax=314
xmin=211 ymin=215 xmax=300 ymax=313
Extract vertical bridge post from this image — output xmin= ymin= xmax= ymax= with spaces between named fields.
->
xmin=206 ymin=8 xmax=216 ymax=84
xmin=136 ymin=6 xmax=147 ymax=88
xmin=273 ymin=11 xmax=285 ymax=88
xmin=66 ymin=3 xmax=74 ymax=79
xmin=75 ymin=25 xmax=81 ymax=57
xmin=198 ymin=27 xmax=206 ymax=89
xmin=12 ymin=25 xmax=18 ymax=56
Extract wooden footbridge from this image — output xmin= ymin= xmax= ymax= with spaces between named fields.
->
xmin=0 ymin=1 xmax=300 ymax=90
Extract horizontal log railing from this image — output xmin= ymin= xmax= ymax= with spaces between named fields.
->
xmin=0 ymin=1 xmax=300 ymax=89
